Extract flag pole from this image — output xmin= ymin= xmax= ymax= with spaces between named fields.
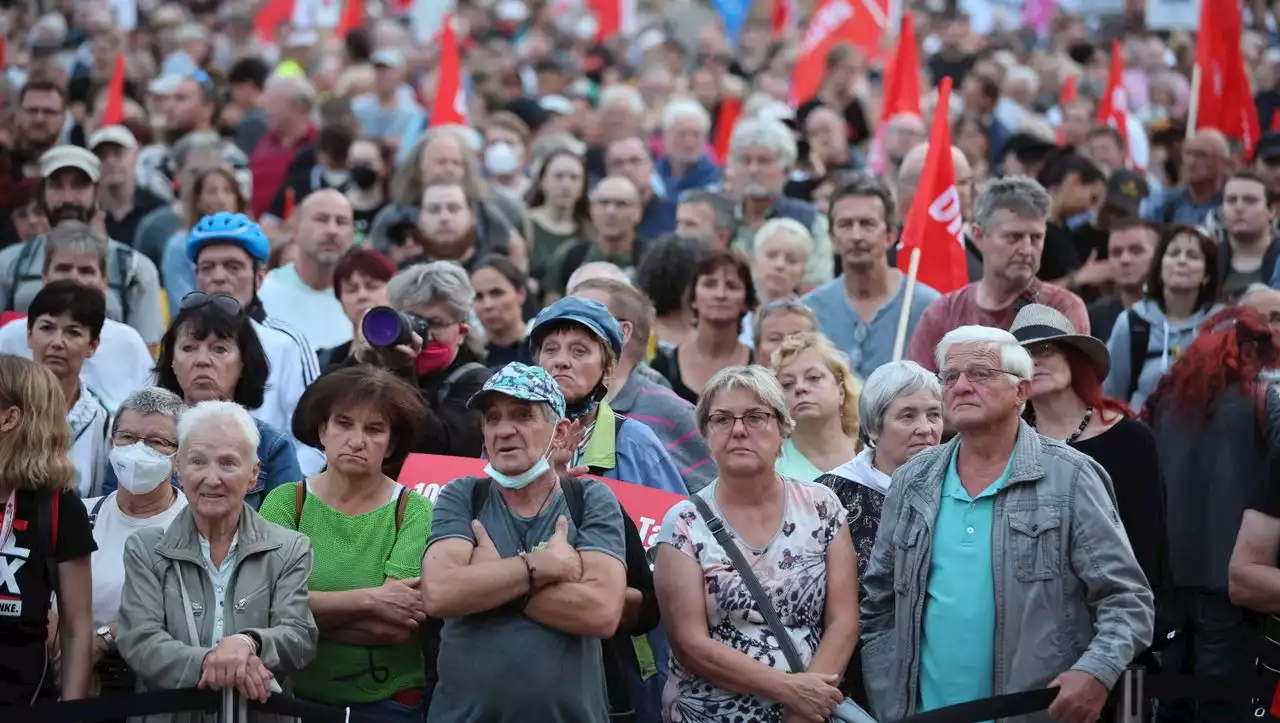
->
xmin=891 ymin=247 xmax=921 ymax=361
xmin=1186 ymin=64 xmax=1201 ymax=140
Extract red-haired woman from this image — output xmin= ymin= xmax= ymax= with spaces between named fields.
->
xmin=1144 ymin=306 xmax=1280 ymax=722
xmin=320 ymin=248 xmax=399 ymax=372
xmin=1012 ymin=304 xmax=1167 ymax=598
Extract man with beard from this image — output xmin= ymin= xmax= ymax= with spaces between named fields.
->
xmin=907 ymin=176 xmax=1089 ymax=371
xmin=258 ymin=188 xmax=355 ymax=353
xmin=135 ymin=70 xmax=253 ymax=205
xmin=0 ymin=146 xmax=165 ymax=349
xmin=724 ymin=118 xmax=833 ymax=290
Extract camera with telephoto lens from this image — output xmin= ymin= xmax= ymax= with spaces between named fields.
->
xmin=362 ymin=306 xmax=430 ymax=349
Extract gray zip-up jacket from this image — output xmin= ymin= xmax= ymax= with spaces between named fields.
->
xmin=117 ymin=504 xmax=318 ymax=723
xmin=860 ymin=421 xmax=1154 ymax=722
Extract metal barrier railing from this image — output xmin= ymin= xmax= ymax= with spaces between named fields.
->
xmin=1 ymin=670 xmax=1275 ymax=723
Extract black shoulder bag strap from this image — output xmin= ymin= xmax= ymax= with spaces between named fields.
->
xmin=89 ymin=493 xmax=112 ymax=529
xmin=686 ymin=494 xmax=875 ymax=723
xmin=1127 ymin=309 xmax=1151 ymax=401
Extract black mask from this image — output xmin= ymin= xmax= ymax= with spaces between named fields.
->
xmin=350 ymin=165 xmax=379 ymax=190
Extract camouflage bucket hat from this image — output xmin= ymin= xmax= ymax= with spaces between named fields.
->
xmin=466 ymin=362 xmax=566 ymax=420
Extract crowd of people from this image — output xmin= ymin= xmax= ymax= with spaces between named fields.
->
xmin=1 ymin=0 xmax=1280 ymax=722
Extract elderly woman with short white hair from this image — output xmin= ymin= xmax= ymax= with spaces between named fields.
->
xmin=820 ymin=360 xmax=943 ymax=582
xmin=655 ymin=366 xmax=859 ymax=722
xmin=117 ymin=401 xmax=317 ymax=719
xmin=741 ymin=218 xmax=812 ymax=348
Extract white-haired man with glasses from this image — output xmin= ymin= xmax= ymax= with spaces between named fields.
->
xmin=861 ymin=325 xmax=1153 ymax=723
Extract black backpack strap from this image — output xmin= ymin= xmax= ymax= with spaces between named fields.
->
xmin=111 ymin=245 xmax=135 ymax=322
xmin=89 ymin=493 xmax=112 ymax=529
xmin=585 ymin=414 xmax=629 ymax=477
xmin=470 ymin=478 xmax=492 ymax=519
xmin=439 ymin=362 xmax=488 ymax=408
xmin=563 ymin=241 xmax=592 ymax=288
xmin=394 ymin=485 xmax=409 ymax=532
xmin=1127 ymin=309 xmax=1151 ymax=401
xmin=8 ymin=238 xmax=40 ymax=311
xmin=558 ymin=477 xmax=586 ymax=528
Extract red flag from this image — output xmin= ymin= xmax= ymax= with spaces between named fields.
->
xmin=1096 ymin=39 xmax=1131 ymax=161
xmin=1060 ymin=74 xmax=1078 ymax=107
xmin=102 ymin=52 xmax=127 ymax=126
xmin=283 ymin=188 xmax=296 ymax=222
xmin=0 ymin=37 xmax=6 ymax=71
xmin=771 ymin=0 xmax=792 ymax=39
xmin=790 ymin=0 xmax=890 ymax=105
xmin=1271 ymin=111 xmax=1280 ymax=133
xmin=898 ymin=77 xmax=968 ymax=295
xmin=335 ymin=0 xmax=364 ymax=38
xmin=1193 ymin=0 xmax=1259 ymax=156
xmin=428 ymin=15 xmax=466 ymax=128
xmin=867 ymin=11 xmax=921 ymax=173
xmin=713 ymin=95 xmax=742 ymax=164
xmin=255 ymin=0 xmax=296 ymax=44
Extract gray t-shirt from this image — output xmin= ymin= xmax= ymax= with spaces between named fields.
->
xmin=425 ymin=476 xmax=626 ymax=723
xmin=0 ymin=235 xmax=165 ymax=345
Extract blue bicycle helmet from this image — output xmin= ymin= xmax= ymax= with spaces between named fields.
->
xmin=186 ymin=212 xmax=270 ymax=264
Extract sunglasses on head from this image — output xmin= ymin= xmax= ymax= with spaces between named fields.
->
xmin=180 ymin=292 xmax=242 ymax=317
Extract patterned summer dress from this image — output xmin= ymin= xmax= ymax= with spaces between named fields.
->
xmin=657 ymin=476 xmax=848 ymax=723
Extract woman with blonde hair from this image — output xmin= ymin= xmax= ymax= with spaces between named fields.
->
xmin=771 ymin=332 xmax=862 ymax=481
xmin=161 ymin=166 xmax=251 ymax=312
xmin=0 ymin=355 xmax=96 ymax=705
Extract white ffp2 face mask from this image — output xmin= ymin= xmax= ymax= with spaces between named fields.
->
xmin=109 ymin=443 xmax=174 ymax=495
xmin=484 ymin=142 xmax=522 ymax=177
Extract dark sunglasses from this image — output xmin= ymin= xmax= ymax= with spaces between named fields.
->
xmin=180 ymin=292 xmax=242 ymax=317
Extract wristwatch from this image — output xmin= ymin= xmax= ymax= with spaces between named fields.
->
xmin=96 ymin=625 xmax=114 ymax=644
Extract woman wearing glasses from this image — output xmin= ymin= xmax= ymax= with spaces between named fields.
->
xmin=82 ymin=387 xmax=189 ymax=697
xmin=102 ymin=292 xmax=302 ymax=510
xmin=654 ymin=366 xmax=858 ymax=722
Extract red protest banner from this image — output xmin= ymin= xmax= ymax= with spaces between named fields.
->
xmin=398 ymin=454 xmax=684 ymax=547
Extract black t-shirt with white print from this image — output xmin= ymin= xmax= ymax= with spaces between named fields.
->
xmin=0 ymin=488 xmax=96 ymax=704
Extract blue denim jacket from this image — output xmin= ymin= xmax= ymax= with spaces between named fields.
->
xmin=102 ymin=417 xmax=301 ymax=510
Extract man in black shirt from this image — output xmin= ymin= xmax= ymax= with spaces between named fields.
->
xmin=1228 ymin=449 xmax=1280 ymax=695
xmin=91 ymin=127 xmax=167 ymax=247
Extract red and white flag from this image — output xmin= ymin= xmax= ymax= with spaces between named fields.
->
xmin=898 ymin=76 xmax=968 ymax=296
xmin=429 ymin=14 xmax=467 ymax=128
xmin=588 ymin=0 xmax=636 ymax=43
xmin=1096 ymin=40 xmax=1135 ymax=168
xmin=867 ymin=11 xmax=921 ymax=174
xmin=790 ymin=0 xmax=890 ymax=105
xmin=102 ymin=52 xmax=127 ymax=126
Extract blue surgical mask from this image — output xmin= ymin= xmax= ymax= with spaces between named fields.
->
xmin=483 ymin=434 xmax=556 ymax=489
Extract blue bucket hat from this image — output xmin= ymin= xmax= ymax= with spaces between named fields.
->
xmin=529 ymin=297 xmax=624 ymax=358
xmin=467 ymin=362 xmax=566 ymax=419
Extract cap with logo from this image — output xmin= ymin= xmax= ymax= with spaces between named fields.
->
xmin=40 ymin=146 xmax=101 ymax=184
xmin=467 ymin=362 xmax=567 ymax=420
xmin=1104 ymin=169 xmax=1150 ymax=217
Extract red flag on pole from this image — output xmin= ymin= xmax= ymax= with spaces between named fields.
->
xmin=255 ymin=0 xmax=296 ymax=44
xmin=102 ymin=52 xmax=127 ymax=126
xmin=1096 ymin=40 xmax=1132 ymax=163
xmin=867 ymin=11 xmax=921 ymax=173
xmin=335 ymin=0 xmax=364 ymax=38
xmin=897 ymin=76 xmax=968 ymax=296
xmin=428 ymin=15 xmax=466 ymax=128
xmin=790 ymin=0 xmax=890 ymax=105
xmin=712 ymin=95 xmax=742 ymax=164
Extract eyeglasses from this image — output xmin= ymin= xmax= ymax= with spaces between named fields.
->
xmin=113 ymin=431 xmax=178 ymax=455
xmin=937 ymin=366 xmax=1022 ymax=388
xmin=1025 ymin=343 xmax=1059 ymax=359
xmin=180 ymin=292 xmax=242 ymax=317
xmin=706 ymin=411 xmax=775 ymax=433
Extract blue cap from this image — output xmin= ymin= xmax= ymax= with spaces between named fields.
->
xmin=529 ymin=297 xmax=624 ymax=358
xmin=187 ymin=212 xmax=270 ymax=264
xmin=467 ymin=362 xmax=566 ymax=419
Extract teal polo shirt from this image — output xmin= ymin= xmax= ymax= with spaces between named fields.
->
xmin=919 ymin=445 xmax=1012 ymax=715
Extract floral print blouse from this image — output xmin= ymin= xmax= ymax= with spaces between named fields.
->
xmin=656 ymin=476 xmax=848 ymax=723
